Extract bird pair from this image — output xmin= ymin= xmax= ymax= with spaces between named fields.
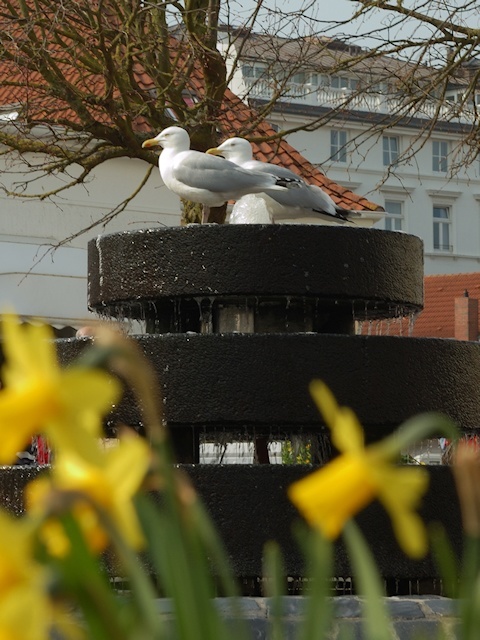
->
xmin=142 ymin=126 xmax=359 ymax=224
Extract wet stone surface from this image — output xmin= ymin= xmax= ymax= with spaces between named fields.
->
xmin=154 ymin=596 xmax=460 ymax=640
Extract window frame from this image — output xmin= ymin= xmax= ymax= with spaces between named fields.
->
xmin=432 ymin=140 xmax=449 ymax=173
xmin=382 ymin=135 xmax=399 ymax=167
xmin=432 ymin=205 xmax=452 ymax=252
xmin=384 ymin=200 xmax=404 ymax=232
xmin=330 ymin=129 xmax=348 ymax=163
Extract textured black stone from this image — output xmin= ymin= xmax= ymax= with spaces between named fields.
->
xmin=0 ymin=465 xmax=47 ymax=515
xmin=57 ymin=333 xmax=480 ymax=435
xmin=87 ymin=225 xmax=424 ymax=320
xmin=182 ymin=465 xmax=462 ymax=580
xmin=0 ymin=464 xmax=461 ymax=583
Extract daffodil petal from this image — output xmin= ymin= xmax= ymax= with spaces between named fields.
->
xmin=0 ymin=381 xmax=58 ymax=464
xmin=378 ymin=466 xmax=429 ymax=558
xmin=1 ymin=317 xmax=54 ymax=382
xmin=0 ymin=314 xmax=121 ymax=464
xmin=104 ymin=433 xmax=150 ymax=498
xmin=309 ymin=381 xmax=364 ymax=453
xmin=61 ymin=369 xmax=121 ymax=426
xmin=309 ymin=380 xmax=339 ymax=428
xmin=288 ymin=453 xmax=377 ymax=539
xmin=331 ymin=407 xmax=365 ymax=453
xmin=0 ymin=585 xmax=52 ymax=640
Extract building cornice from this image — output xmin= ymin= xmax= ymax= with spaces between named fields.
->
xmin=251 ymin=98 xmax=474 ymax=136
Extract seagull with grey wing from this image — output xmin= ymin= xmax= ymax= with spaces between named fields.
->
xmin=206 ymin=137 xmax=362 ymax=224
xmin=142 ymin=127 xmax=301 ymax=222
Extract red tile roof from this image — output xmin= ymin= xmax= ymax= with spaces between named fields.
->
xmin=0 ymin=23 xmax=381 ymax=213
xmin=363 ymin=272 xmax=480 ymax=338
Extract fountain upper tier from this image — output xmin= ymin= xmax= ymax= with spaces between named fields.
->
xmin=88 ymin=225 xmax=423 ymax=333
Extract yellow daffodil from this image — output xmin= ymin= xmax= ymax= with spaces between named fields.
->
xmin=0 ymin=510 xmax=62 ymax=640
xmin=27 ymin=431 xmax=151 ymax=555
xmin=0 ymin=314 xmax=120 ymax=463
xmin=288 ymin=381 xmax=429 ymax=558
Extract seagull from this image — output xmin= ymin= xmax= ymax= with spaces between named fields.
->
xmin=206 ymin=137 xmax=361 ymax=224
xmin=142 ymin=127 xmax=300 ymax=222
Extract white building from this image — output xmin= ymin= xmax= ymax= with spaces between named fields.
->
xmin=0 ymin=150 xmax=180 ymax=329
xmin=219 ymin=29 xmax=480 ymax=276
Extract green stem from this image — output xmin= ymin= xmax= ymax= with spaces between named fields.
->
xmin=343 ymin=520 xmax=392 ymax=640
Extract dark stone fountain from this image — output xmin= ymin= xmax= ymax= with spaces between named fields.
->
xmin=7 ymin=224 xmax=480 ymax=594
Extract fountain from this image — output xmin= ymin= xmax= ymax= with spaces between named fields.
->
xmin=64 ymin=223 xmax=480 ymax=591
xmin=5 ymin=224 xmax=480 ymax=597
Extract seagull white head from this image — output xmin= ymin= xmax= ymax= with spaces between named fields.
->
xmin=207 ymin=137 xmax=254 ymax=164
xmin=142 ymin=126 xmax=190 ymax=151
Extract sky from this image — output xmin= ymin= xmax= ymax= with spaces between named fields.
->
xmin=220 ymin=0 xmax=480 ymax=52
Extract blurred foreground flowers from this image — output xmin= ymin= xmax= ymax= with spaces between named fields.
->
xmin=289 ymin=381 xmax=430 ymax=558
xmin=0 ymin=314 xmax=120 ymax=463
xmin=0 ymin=312 xmax=472 ymax=640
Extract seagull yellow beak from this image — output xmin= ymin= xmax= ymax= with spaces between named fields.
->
xmin=142 ymin=138 xmax=160 ymax=149
xmin=206 ymin=147 xmax=223 ymax=156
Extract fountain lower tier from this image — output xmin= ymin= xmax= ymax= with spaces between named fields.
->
xmin=2 ymin=464 xmax=461 ymax=584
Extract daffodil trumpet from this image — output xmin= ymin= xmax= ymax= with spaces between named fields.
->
xmin=288 ymin=381 xmax=458 ymax=558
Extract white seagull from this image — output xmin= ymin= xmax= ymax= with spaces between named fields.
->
xmin=142 ymin=127 xmax=300 ymax=221
xmin=207 ymin=137 xmax=361 ymax=224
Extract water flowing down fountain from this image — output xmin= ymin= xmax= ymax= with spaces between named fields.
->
xmin=6 ymin=224 xmax=480 ymax=595
xmin=68 ymin=223 xmax=480 ymax=592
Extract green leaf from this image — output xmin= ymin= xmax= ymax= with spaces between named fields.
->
xmin=135 ymin=492 xmax=228 ymax=640
xmin=429 ymin=523 xmax=459 ymax=598
xmin=458 ymin=535 xmax=480 ymax=640
xmin=373 ymin=412 xmax=458 ymax=461
xmin=295 ymin=524 xmax=334 ymax=640
xmin=343 ymin=521 xmax=392 ymax=640
xmin=263 ymin=541 xmax=285 ymax=640
xmin=54 ymin=513 xmax=130 ymax=640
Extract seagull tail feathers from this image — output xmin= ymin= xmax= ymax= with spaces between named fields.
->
xmin=274 ymin=176 xmax=303 ymax=190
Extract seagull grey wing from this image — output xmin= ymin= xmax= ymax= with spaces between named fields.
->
xmin=172 ymin=153 xmax=274 ymax=193
xmin=243 ymin=160 xmax=305 ymax=183
xmin=307 ymin=185 xmax=341 ymax=215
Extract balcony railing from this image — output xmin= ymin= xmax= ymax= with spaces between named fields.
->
xmin=433 ymin=244 xmax=454 ymax=253
xmin=244 ymin=79 xmax=477 ymax=124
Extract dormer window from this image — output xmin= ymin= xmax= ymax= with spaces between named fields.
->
xmin=330 ymin=75 xmax=358 ymax=91
xmin=291 ymin=71 xmax=318 ymax=86
xmin=242 ymin=63 xmax=268 ymax=80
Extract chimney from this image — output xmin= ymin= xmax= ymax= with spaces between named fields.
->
xmin=455 ymin=291 xmax=479 ymax=341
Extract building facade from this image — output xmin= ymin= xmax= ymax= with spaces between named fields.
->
xmin=219 ymin=29 xmax=480 ymax=275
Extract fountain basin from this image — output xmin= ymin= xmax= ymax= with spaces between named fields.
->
xmin=88 ymin=225 xmax=424 ymax=330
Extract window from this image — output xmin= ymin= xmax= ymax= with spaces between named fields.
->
xmin=291 ymin=71 xmax=306 ymax=85
xmin=330 ymin=129 xmax=347 ymax=163
xmin=242 ymin=63 xmax=267 ymax=80
xmin=383 ymin=136 xmax=399 ymax=166
xmin=384 ymin=201 xmax=403 ymax=231
xmin=330 ymin=75 xmax=358 ymax=90
xmin=433 ymin=206 xmax=452 ymax=251
xmin=432 ymin=140 xmax=449 ymax=172
xmin=372 ymin=81 xmax=389 ymax=94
